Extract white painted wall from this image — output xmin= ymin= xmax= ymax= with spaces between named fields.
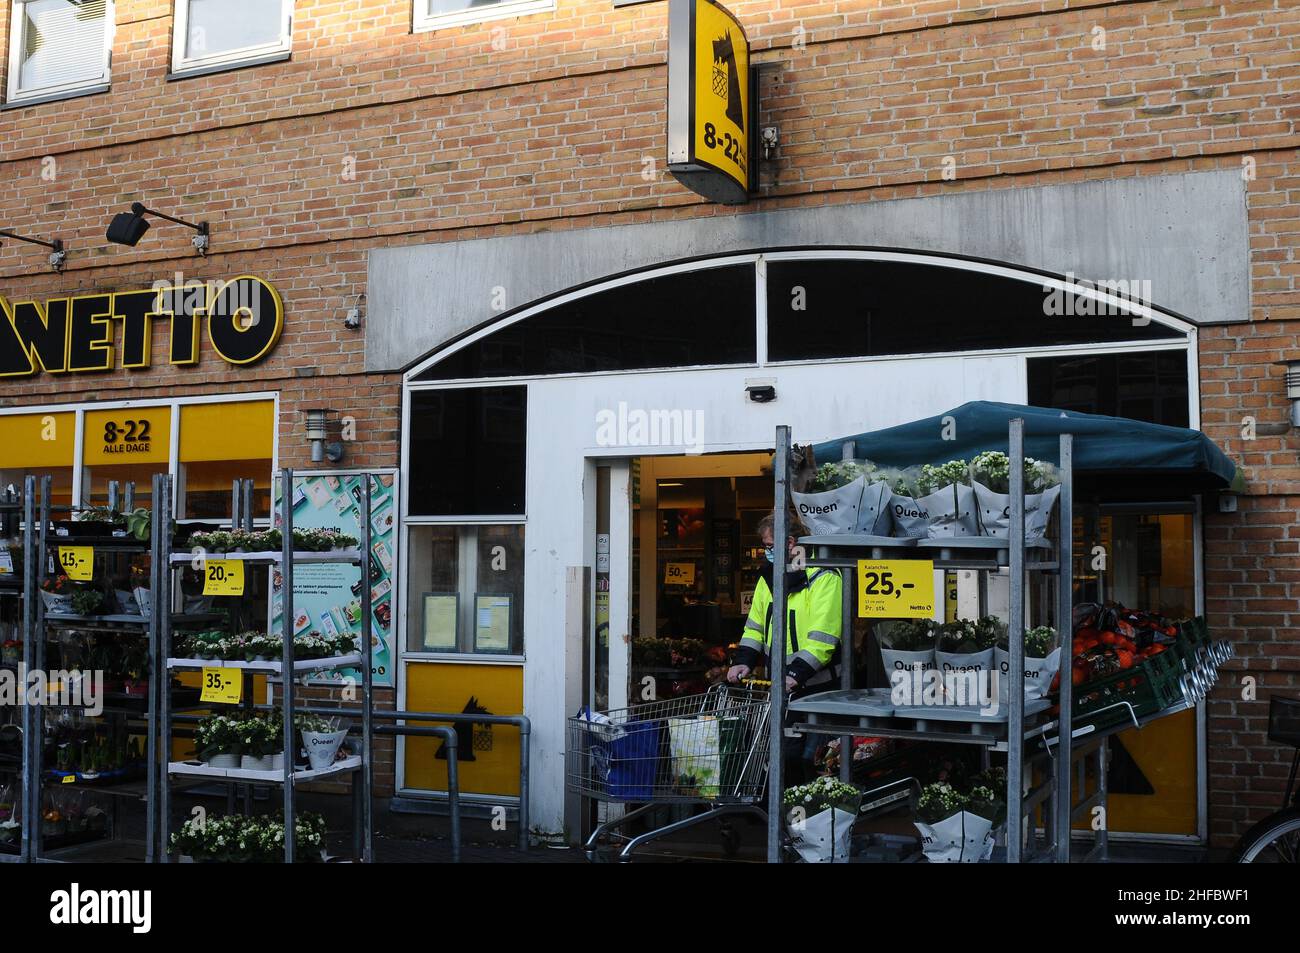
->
xmin=520 ymin=353 xmax=1029 ymax=833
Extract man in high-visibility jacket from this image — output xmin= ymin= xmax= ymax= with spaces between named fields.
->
xmin=727 ymin=512 xmax=843 ymax=693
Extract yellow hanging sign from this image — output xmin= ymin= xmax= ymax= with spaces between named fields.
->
xmin=664 ymin=562 xmax=696 ymax=586
xmin=202 ymin=559 xmax=244 ymax=596
xmin=200 ymin=667 xmax=243 ymax=705
xmin=59 ymin=546 xmax=94 ymax=581
xmin=858 ymin=559 xmax=936 ymax=619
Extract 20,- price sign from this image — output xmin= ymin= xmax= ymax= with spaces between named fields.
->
xmin=857 ymin=559 xmax=935 ymax=618
xmin=202 ymin=559 xmax=244 ymax=596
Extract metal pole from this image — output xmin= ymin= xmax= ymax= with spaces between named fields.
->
xmin=108 ymin=480 xmax=119 ymax=513
xmin=839 ymin=564 xmax=853 ymax=783
xmin=1007 ymin=419 xmax=1026 ymax=862
xmin=1054 ymin=434 xmax=1074 ymax=862
xmin=280 ymin=469 xmax=296 ymax=862
xmin=146 ymin=475 xmax=162 ymax=862
xmin=241 ymin=479 xmax=254 ymax=532
xmin=766 ymin=425 xmax=790 ymax=863
xmin=231 ymin=480 xmax=241 ymax=531
xmin=124 ymin=482 xmax=135 ymax=513
xmin=518 ymin=716 xmax=530 ymax=851
xmin=30 ymin=476 xmax=50 ymax=860
xmin=19 ymin=477 xmax=35 ymax=862
xmin=360 ymin=475 xmax=374 ymax=863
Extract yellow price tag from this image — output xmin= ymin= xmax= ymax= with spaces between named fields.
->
xmin=59 ymin=546 xmax=94 ymax=581
xmin=664 ymin=562 xmax=696 ymax=586
xmin=200 ymin=667 xmax=243 ymax=705
xmin=857 ymin=559 xmax=935 ymax=618
xmin=202 ymin=559 xmax=244 ymax=596
xmin=61 ymin=773 xmax=76 ymax=784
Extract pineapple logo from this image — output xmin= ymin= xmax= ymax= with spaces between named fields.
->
xmin=436 ymin=696 xmax=493 ymax=762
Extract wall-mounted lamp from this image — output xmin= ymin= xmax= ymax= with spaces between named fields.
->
xmin=0 ymin=229 xmax=65 ymax=272
xmin=344 ymin=293 xmax=365 ymax=330
xmin=1276 ymin=359 xmax=1300 ymax=428
xmin=305 ymin=408 xmax=345 ymax=464
xmin=106 ymin=202 xmax=210 ymax=256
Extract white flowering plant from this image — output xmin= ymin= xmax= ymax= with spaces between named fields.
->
xmin=936 ymin=618 xmax=980 ymax=654
xmin=877 ymin=619 xmax=936 ymax=652
xmin=972 ymin=615 xmax=1006 ymax=651
xmin=917 ymin=782 xmax=968 ymax=824
xmin=168 ymin=812 xmax=327 ymax=862
xmin=969 ymin=451 xmax=1060 ymax=494
xmin=913 ymin=460 xmax=971 ymax=497
xmin=783 ymin=775 xmax=862 ymax=817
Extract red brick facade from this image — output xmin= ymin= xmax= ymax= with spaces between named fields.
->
xmin=1 ymin=0 xmax=1297 ymax=845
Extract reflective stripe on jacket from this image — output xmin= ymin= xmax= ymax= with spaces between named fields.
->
xmin=735 ymin=567 xmax=843 ymax=685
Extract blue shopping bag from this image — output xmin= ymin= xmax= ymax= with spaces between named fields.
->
xmin=581 ymin=710 xmax=660 ymax=800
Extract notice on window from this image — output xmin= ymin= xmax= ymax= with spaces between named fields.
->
xmin=422 ymin=594 xmax=458 ymax=651
xmin=474 ymin=595 xmax=512 ymax=653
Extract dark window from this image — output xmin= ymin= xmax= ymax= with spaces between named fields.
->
xmin=408 ymin=386 xmax=526 ymax=515
xmin=414 ymin=264 xmax=756 ymax=380
xmin=1027 ymin=351 xmax=1189 ymax=427
xmin=765 ymin=260 xmax=1182 ymax=361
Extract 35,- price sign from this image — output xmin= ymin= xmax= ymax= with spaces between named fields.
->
xmin=857 ymin=559 xmax=935 ymax=618
xmin=59 ymin=546 xmax=94 ymax=581
xmin=202 ymin=559 xmax=244 ymax=596
xmin=200 ymin=667 xmax=242 ymax=705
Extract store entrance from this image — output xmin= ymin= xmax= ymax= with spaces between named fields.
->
xmin=629 ymin=452 xmax=773 ymax=702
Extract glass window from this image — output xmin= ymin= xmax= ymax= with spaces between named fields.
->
xmin=7 ymin=0 xmax=112 ymax=103
xmin=765 ymin=259 xmax=1183 ymax=362
xmin=406 ymin=524 xmax=525 ymax=655
xmin=172 ymin=0 xmax=292 ymax=74
xmin=413 ymin=0 xmax=555 ymax=33
xmin=80 ymin=406 xmax=171 ymax=511
xmin=1027 ymin=351 xmax=1189 ymax=428
xmin=408 ymin=386 xmax=526 ymax=516
xmin=413 ymin=265 xmax=757 ymax=380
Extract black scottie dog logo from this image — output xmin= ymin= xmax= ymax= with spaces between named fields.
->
xmin=711 ymin=30 xmax=745 ymax=130
xmin=436 ymin=696 xmax=492 ymax=763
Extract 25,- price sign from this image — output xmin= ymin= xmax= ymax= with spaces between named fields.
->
xmin=200 ymin=667 xmax=242 ymax=705
xmin=857 ymin=559 xmax=935 ymax=618
xmin=202 ymin=559 xmax=244 ymax=596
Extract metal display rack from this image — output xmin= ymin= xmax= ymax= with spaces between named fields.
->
xmin=156 ymin=469 xmax=374 ymax=863
xmin=23 ymin=474 xmax=194 ymax=862
xmin=768 ymin=419 xmax=1078 ymax=862
xmin=0 ymin=481 xmax=34 ymax=863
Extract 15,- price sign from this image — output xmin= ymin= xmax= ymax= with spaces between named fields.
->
xmin=200 ymin=667 xmax=242 ymax=705
xmin=857 ymin=559 xmax=935 ymax=618
xmin=202 ymin=559 xmax=244 ymax=596
xmin=59 ymin=546 xmax=94 ymax=581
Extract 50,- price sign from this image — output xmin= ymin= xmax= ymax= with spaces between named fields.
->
xmin=202 ymin=559 xmax=244 ymax=596
xmin=857 ymin=559 xmax=935 ymax=618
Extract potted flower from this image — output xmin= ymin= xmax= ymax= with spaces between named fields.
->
xmin=39 ymin=575 xmax=75 ymax=613
xmin=914 ymin=781 xmax=995 ymax=863
xmin=121 ymin=643 xmax=149 ymax=697
xmin=195 ymin=714 xmax=242 ymax=769
xmin=239 ymin=717 xmax=279 ymax=772
xmin=791 ymin=459 xmax=892 ymax=536
xmin=69 ymin=587 xmax=105 ymax=617
xmin=934 ymin=617 xmax=997 ymax=681
xmin=783 ymin=775 xmax=862 ymax=863
xmin=1 ymin=639 xmax=20 ymax=665
xmin=876 ymin=619 xmax=936 ymax=680
xmin=969 ymin=450 xmax=1061 ymax=539
xmin=994 ymin=625 xmax=1060 ymax=701
xmin=901 ymin=459 xmax=978 ymax=538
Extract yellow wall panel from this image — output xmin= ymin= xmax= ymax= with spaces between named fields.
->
xmin=0 ymin=411 xmax=74 ymax=467
xmin=180 ymin=400 xmax=274 ymax=462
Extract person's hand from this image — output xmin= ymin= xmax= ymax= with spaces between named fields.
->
xmin=727 ymin=664 xmax=751 ymax=683
xmin=785 ymin=675 xmax=799 ymax=693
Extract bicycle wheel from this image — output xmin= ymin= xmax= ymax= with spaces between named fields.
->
xmin=1229 ymin=807 xmax=1300 ymax=863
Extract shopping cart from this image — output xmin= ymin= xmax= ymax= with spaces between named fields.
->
xmin=567 ymin=681 xmax=772 ymax=862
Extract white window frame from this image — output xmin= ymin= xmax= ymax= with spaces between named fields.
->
xmin=412 ymin=0 xmax=555 ymax=34
xmin=171 ymin=0 xmax=293 ymax=76
xmin=6 ymin=0 xmax=115 ymax=105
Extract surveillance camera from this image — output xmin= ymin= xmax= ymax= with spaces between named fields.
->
xmin=344 ymin=308 xmax=361 ymax=330
xmin=746 ymin=383 xmax=777 ymax=403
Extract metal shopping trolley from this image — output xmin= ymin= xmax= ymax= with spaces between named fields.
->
xmin=567 ymin=681 xmax=772 ymax=862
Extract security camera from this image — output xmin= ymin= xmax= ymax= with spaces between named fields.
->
xmin=745 ymin=383 xmax=777 ymax=403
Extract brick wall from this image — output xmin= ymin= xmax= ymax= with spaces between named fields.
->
xmin=1 ymin=0 xmax=1297 ymax=845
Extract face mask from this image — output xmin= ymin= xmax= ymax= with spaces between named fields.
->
xmin=764 ymin=547 xmax=774 ymax=564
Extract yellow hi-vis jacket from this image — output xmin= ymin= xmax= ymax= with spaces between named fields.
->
xmin=736 ymin=567 xmax=843 ymax=686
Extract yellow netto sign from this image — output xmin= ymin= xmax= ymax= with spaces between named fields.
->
xmin=0 ymin=275 xmax=284 ymax=378
xmin=667 ymin=0 xmax=750 ymax=205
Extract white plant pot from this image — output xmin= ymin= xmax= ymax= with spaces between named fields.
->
xmin=207 ymin=752 xmax=240 ymax=770
xmin=792 ymin=476 xmax=866 ymax=535
xmin=973 ymin=483 xmax=1061 ymax=539
xmin=270 ymin=751 xmax=285 ymax=771
xmin=40 ymin=590 xmax=74 ymax=613
xmin=303 ymin=730 xmax=348 ymax=770
xmin=133 ymin=587 xmax=152 ymax=616
xmin=994 ymin=646 xmax=1062 ymax=700
xmin=240 ymin=754 xmax=275 ymax=772
xmin=918 ymin=483 xmax=979 ymax=538
xmin=115 ymin=589 xmax=140 ymax=614
xmin=879 ymin=647 xmax=935 ymax=678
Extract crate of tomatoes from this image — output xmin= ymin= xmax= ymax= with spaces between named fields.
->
xmin=1050 ymin=604 xmax=1190 ymax=730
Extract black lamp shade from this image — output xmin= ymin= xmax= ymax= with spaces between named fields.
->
xmin=106 ymin=211 xmax=149 ymax=247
